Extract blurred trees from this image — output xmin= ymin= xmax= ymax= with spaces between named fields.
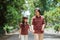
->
xmin=0 ymin=0 xmax=7 ymax=35
xmin=0 ymin=0 xmax=26 ymax=34
xmin=28 ymin=0 xmax=60 ymax=24
xmin=6 ymin=0 xmax=25 ymax=26
xmin=44 ymin=7 xmax=60 ymax=31
xmin=28 ymin=0 xmax=60 ymax=31
xmin=0 ymin=0 xmax=60 ymax=34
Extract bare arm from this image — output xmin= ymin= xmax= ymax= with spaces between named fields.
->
xmin=19 ymin=28 xmax=21 ymax=34
xmin=19 ymin=23 xmax=22 ymax=38
xmin=42 ymin=23 xmax=45 ymax=30
xmin=30 ymin=17 xmax=35 ymax=32
xmin=42 ymin=17 xmax=46 ymax=30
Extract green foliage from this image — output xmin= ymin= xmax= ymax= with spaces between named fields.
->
xmin=33 ymin=0 xmax=46 ymax=14
xmin=0 ymin=0 xmax=26 ymax=33
xmin=6 ymin=6 xmax=22 ymax=26
xmin=27 ymin=0 xmax=35 ymax=24
xmin=0 ymin=0 xmax=60 ymax=34
xmin=44 ymin=7 xmax=60 ymax=23
xmin=54 ymin=24 xmax=60 ymax=31
xmin=4 ymin=24 xmax=14 ymax=33
xmin=44 ymin=7 xmax=60 ymax=30
xmin=5 ymin=0 xmax=25 ymax=26
xmin=57 ymin=0 xmax=60 ymax=2
xmin=28 ymin=0 xmax=60 ymax=25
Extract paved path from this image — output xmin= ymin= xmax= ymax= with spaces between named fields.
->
xmin=5 ymin=32 xmax=60 ymax=40
xmin=1 ymin=28 xmax=60 ymax=40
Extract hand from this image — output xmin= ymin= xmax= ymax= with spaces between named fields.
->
xmin=31 ymin=30 xmax=35 ymax=34
xmin=31 ymin=30 xmax=35 ymax=33
xmin=41 ymin=27 xmax=44 ymax=31
xmin=42 ymin=24 xmax=45 ymax=31
xmin=32 ymin=30 xmax=35 ymax=32
xmin=19 ymin=35 xmax=21 ymax=38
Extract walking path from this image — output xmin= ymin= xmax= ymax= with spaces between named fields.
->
xmin=1 ymin=28 xmax=60 ymax=40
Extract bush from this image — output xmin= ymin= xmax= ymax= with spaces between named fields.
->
xmin=4 ymin=24 xmax=14 ymax=33
xmin=44 ymin=7 xmax=60 ymax=30
xmin=54 ymin=24 xmax=60 ymax=31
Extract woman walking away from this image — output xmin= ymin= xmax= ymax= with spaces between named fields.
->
xmin=19 ymin=17 xmax=29 ymax=40
xmin=32 ymin=8 xmax=46 ymax=40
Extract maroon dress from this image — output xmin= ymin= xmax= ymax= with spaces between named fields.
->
xmin=32 ymin=16 xmax=45 ymax=34
xmin=19 ymin=23 xmax=29 ymax=35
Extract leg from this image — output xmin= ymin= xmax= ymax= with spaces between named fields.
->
xmin=21 ymin=35 xmax=24 ymax=40
xmin=39 ymin=33 xmax=44 ymax=40
xmin=34 ymin=34 xmax=39 ymax=40
xmin=24 ymin=35 xmax=28 ymax=40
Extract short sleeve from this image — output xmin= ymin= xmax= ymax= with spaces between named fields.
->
xmin=19 ymin=23 xmax=22 ymax=28
xmin=42 ymin=16 xmax=45 ymax=24
xmin=32 ymin=19 xmax=34 ymax=25
xmin=28 ymin=25 xmax=29 ymax=29
xmin=28 ymin=24 xmax=29 ymax=29
xmin=31 ymin=16 xmax=35 ymax=25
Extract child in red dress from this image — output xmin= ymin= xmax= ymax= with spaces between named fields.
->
xmin=19 ymin=17 xmax=29 ymax=40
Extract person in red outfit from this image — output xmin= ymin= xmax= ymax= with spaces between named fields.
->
xmin=32 ymin=8 xmax=46 ymax=40
xmin=19 ymin=17 xmax=29 ymax=40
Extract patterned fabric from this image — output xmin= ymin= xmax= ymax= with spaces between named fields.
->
xmin=32 ymin=16 xmax=45 ymax=33
xmin=19 ymin=23 xmax=29 ymax=35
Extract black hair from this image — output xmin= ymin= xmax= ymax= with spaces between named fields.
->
xmin=34 ymin=8 xmax=41 ymax=14
xmin=22 ymin=17 xmax=28 ymax=27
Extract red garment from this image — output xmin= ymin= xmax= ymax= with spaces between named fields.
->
xmin=32 ymin=16 xmax=45 ymax=34
xmin=19 ymin=23 xmax=29 ymax=35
